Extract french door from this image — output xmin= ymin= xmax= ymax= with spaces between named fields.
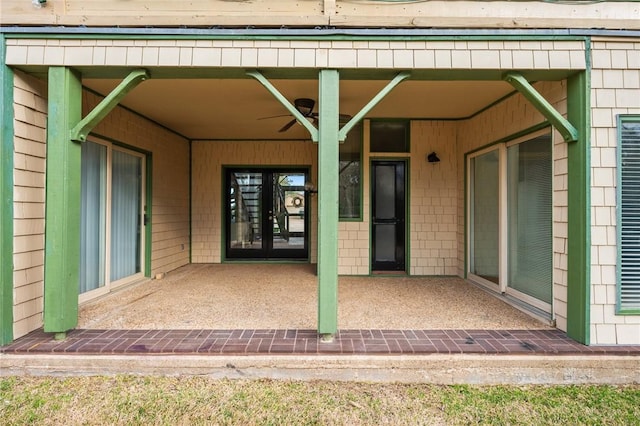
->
xmin=225 ymin=168 xmax=309 ymax=260
xmin=79 ymin=140 xmax=145 ymax=302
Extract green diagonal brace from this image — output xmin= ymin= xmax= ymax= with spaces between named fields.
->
xmin=503 ymin=72 xmax=578 ymax=143
xmin=246 ymin=70 xmax=319 ymax=142
xmin=70 ymin=69 xmax=149 ymax=142
xmin=338 ymin=71 xmax=411 ymax=142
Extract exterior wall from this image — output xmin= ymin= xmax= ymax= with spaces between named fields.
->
xmin=409 ymin=121 xmax=458 ymax=276
xmin=12 ymin=71 xmax=47 ymax=339
xmin=457 ymin=81 xmax=569 ymax=330
xmin=191 ymin=141 xmax=318 ymax=263
xmin=1 ymin=0 xmax=637 ymax=30
xmin=589 ymin=38 xmax=640 ymax=345
xmin=86 ymin=92 xmax=191 ymax=277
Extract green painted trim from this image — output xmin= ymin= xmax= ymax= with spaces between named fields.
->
xmin=43 ymin=67 xmax=82 ymax=334
xmin=71 ymin=69 xmax=149 ymax=142
xmin=144 ymin=152 xmax=153 ymax=278
xmin=566 ymin=69 xmax=591 ymax=345
xmin=317 ymin=69 xmax=340 ymax=335
xmin=615 ymin=115 xmax=640 ymax=315
xmin=339 ymin=72 xmax=410 ymax=142
xmin=3 ymin=32 xmax=592 ymax=43
xmin=246 ymin=70 xmax=319 ymax=142
xmin=503 ymin=72 xmax=578 ymax=143
xmin=0 ymin=35 xmax=15 ymax=345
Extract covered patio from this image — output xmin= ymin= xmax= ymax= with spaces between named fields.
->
xmin=77 ymin=264 xmax=549 ymax=330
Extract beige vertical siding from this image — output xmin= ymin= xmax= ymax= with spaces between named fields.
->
xmin=86 ymin=92 xmax=191 ymax=277
xmin=589 ymin=38 xmax=640 ymax=345
xmin=457 ymin=81 xmax=568 ymax=331
xmin=12 ymin=71 xmax=47 ymax=339
xmin=191 ymin=141 xmax=317 ymax=263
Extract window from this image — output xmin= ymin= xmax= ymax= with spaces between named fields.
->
xmin=339 ymin=122 xmax=362 ymax=219
xmin=618 ymin=116 xmax=640 ymax=313
xmin=370 ymin=120 xmax=409 ymax=153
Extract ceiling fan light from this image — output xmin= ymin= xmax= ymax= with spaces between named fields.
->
xmin=294 ymin=98 xmax=315 ymax=116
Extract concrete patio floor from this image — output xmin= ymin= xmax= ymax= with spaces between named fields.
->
xmin=77 ymin=263 xmax=551 ymax=330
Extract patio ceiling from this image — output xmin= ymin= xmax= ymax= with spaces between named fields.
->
xmin=82 ymin=77 xmax=516 ymax=140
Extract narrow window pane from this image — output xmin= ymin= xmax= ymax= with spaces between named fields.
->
xmin=370 ymin=120 xmax=409 ymax=153
xmin=80 ymin=141 xmax=107 ymax=294
xmin=470 ymin=150 xmax=500 ymax=284
xmin=339 ymin=123 xmax=361 ymax=219
xmin=229 ymin=172 xmax=263 ymax=249
xmin=507 ymin=135 xmax=553 ymax=304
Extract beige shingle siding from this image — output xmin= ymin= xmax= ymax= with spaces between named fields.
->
xmin=590 ymin=39 xmax=640 ymax=345
xmin=12 ymin=71 xmax=47 ymax=339
xmin=4 ymin=39 xmax=586 ymax=71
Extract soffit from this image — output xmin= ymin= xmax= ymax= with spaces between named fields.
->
xmin=82 ymin=78 xmax=516 ymax=140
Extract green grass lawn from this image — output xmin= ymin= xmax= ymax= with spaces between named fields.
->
xmin=1 ymin=376 xmax=639 ymax=425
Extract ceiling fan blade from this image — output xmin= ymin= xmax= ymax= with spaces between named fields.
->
xmin=258 ymin=113 xmax=292 ymax=120
xmin=278 ymin=119 xmax=297 ymax=132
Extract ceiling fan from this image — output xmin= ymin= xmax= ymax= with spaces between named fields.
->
xmin=260 ymin=98 xmax=351 ymax=133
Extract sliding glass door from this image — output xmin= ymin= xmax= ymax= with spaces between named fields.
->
xmin=80 ymin=140 xmax=145 ymax=302
xmin=467 ymin=132 xmax=552 ymax=312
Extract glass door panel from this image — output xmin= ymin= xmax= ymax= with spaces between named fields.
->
xmin=470 ymin=150 xmax=500 ymax=284
xmin=110 ymin=150 xmax=143 ymax=282
xmin=229 ymin=172 xmax=263 ymax=250
xmin=80 ymin=141 xmax=107 ymax=294
xmin=507 ymin=136 xmax=552 ymax=306
xmin=371 ymin=161 xmax=406 ymax=271
xmin=272 ymin=172 xmax=306 ymax=251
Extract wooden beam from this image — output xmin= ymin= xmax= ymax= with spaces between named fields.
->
xmin=503 ymin=72 xmax=578 ymax=143
xmin=247 ymin=70 xmax=319 ymax=142
xmin=338 ymin=71 xmax=410 ymax=142
xmin=317 ymin=69 xmax=340 ymax=338
xmin=44 ymin=67 xmax=83 ymax=338
xmin=70 ymin=69 xmax=148 ymax=143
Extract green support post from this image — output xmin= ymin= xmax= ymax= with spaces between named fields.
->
xmin=566 ymin=71 xmax=591 ymax=345
xmin=43 ymin=67 xmax=83 ymax=337
xmin=317 ymin=69 xmax=340 ymax=339
xmin=0 ymin=36 xmax=15 ymax=345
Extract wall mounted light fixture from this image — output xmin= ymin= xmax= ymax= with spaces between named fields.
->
xmin=32 ymin=0 xmax=46 ymax=8
xmin=427 ymin=152 xmax=440 ymax=163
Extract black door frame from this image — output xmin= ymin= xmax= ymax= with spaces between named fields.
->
xmin=370 ymin=159 xmax=407 ymax=272
xmin=224 ymin=167 xmax=310 ymax=260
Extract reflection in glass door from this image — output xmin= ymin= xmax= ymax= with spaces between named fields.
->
xmin=226 ymin=169 xmax=309 ymax=260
